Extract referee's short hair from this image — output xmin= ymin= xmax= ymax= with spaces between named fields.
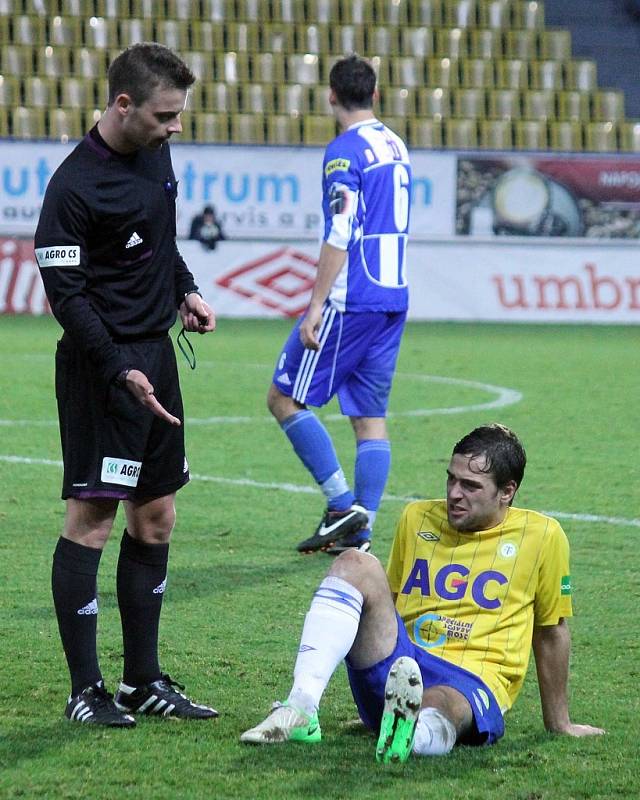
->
xmin=107 ymin=43 xmax=195 ymax=107
xmin=329 ymin=55 xmax=376 ymax=111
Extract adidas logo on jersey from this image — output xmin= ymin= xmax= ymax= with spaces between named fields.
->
xmin=125 ymin=231 xmax=143 ymax=249
xmin=153 ymin=578 xmax=167 ymax=595
xmin=77 ymin=598 xmax=98 ymax=615
xmin=277 ymin=372 xmax=291 ymax=386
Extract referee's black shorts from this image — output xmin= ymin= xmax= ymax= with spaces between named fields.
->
xmin=55 ymin=333 xmax=189 ymax=501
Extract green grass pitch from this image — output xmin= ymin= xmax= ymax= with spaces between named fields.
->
xmin=0 ymin=315 xmax=637 ymax=800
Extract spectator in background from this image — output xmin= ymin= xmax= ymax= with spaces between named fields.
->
xmin=189 ymin=205 xmax=226 ymax=250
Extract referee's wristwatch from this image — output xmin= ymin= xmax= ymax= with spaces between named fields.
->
xmin=115 ymin=367 xmax=132 ymax=387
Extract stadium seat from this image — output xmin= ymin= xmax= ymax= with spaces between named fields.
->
xmin=400 ymin=26 xmax=434 ymax=58
xmin=470 ymin=28 xmax=503 ymax=58
xmin=23 ymin=77 xmax=57 ymax=108
xmin=619 ymin=121 xmax=640 ymax=152
xmin=409 ymin=0 xmax=444 ymax=26
xmin=130 ymin=0 xmax=163 ymax=15
xmin=191 ymin=21 xmax=225 ymax=51
xmin=565 ymin=59 xmax=597 ymax=92
xmin=529 ymin=60 xmax=564 ymax=91
xmin=480 ymin=118 xmax=513 ymax=149
xmin=461 ymin=58 xmax=494 ymax=87
xmin=182 ymin=51 xmax=215 ymax=82
xmin=365 ymin=55 xmax=392 ymax=86
xmin=453 ymin=87 xmax=486 ymax=118
xmin=592 ymin=90 xmax=625 ymax=122
xmin=303 ymin=114 xmax=337 ymax=145
xmin=230 ymin=112 xmax=265 ymax=144
xmin=240 ymin=83 xmax=275 ymax=113
xmin=375 ymin=0 xmax=410 ymax=24
xmin=237 ymin=0 xmax=272 ymax=22
xmin=83 ymin=17 xmax=117 ymax=50
xmin=194 ymin=111 xmax=230 ymax=142
xmin=49 ymin=16 xmax=83 ymax=47
xmin=538 ymin=29 xmax=571 ymax=60
xmin=435 ymin=27 xmax=469 ymax=58
xmin=514 ymin=119 xmax=547 ymax=149
xmin=522 ymin=89 xmax=555 ymax=120
xmin=201 ymin=0 xmax=234 ymax=22
xmin=1 ymin=45 xmax=35 ymax=76
xmin=203 ymin=82 xmax=238 ymax=113
xmin=381 ymin=87 xmax=417 ymax=116
xmin=341 ymin=0 xmax=374 ymax=24
xmin=408 ymin=117 xmax=444 ymax=147
xmin=584 ymin=121 xmax=617 ymax=152
xmin=549 ymin=120 xmax=582 ymax=151
xmin=11 ymin=14 xmax=46 ymax=45
xmin=271 ymin=0 xmax=306 ymax=22
xmin=512 ymin=0 xmax=544 ymax=29
xmin=331 ymin=25 xmax=366 ymax=55
xmin=155 ymin=20 xmax=190 ymax=51
xmin=488 ymin=88 xmax=521 ymax=119
xmin=417 ymin=86 xmax=451 ymax=118
xmin=442 ymin=0 xmax=478 ymax=27
xmin=226 ymin=22 xmax=260 ymax=52
xmin=220 ymin=51 xmax=251 ymax=83
xmin=556 ymin=90 xmax=590 ymax=121
xmin=368 ymin=25 xmax=399 ymax=56
xmin=382 ymin=116 xmax=408 ymax=139
xmin=310 ymin=85 xmax=331 ymax=114
xmin=287 ymin=54 xmax=320 ymax=84
xmin=477 ymin=0 xmax=512 ymax=29
xmin=0 ymin=76 xmax=20 ymax=107
xmin=166 ymin=0 xmax=196 ymax=19
xmin=391 ymin=56 xmax=427 ymax=87
xmin=11 ymin=106 xmax=46 ymax=139
xmin=495 ymin=59 xmax=528 ymax=89
xmin=446 ymin=118 xmax=478 ymax=148
xmin=266 ymin=113 xmax=303 ymax=144
xmin=73 ymin=47 xmax=104 ymax=79
xmin=253 ymin=52 xmax=285 ymax=84
xmin=426 ymin=57 xmax=460 ymax=87
xmin=504 ymin=29 xmax=537 ymax=59
xmin=306 ymin=0 xmax=338 ymax=23
xmin=296 ymin=23 xmax=329 ymax=54
xmin=118 ymin=19 xmax=154 ymax=48
xmin=49 ymin=108 xmax=83 ymax=142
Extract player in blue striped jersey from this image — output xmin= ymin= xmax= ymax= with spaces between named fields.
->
xmin=269 ymin=55 xmax=412 ymax=555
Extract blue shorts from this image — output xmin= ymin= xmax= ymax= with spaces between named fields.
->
xmin=346 ymin=612 xmax=505 ymax=746
xmin=272 ymin=305 xmax=406 ymax=416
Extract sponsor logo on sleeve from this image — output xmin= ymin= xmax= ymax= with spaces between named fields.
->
xmin=101 ymin=457 xmax=142 ymax=487
xmin=325 ymin=157 xmax=351 ymax=177
xmin=34 ymin=246 xmax=81 ymax=268
xmin=561 ymin=575 xmax=572 ymax=595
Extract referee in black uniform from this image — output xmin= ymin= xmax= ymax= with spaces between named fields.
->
xmin=35 ymin=43 xmax=217 ymax=727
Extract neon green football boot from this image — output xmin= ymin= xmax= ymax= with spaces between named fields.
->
xmin=376 ymin=656 xmax=423 ymax=764
xmin=240 ymin=701 xmax=321 ymax=744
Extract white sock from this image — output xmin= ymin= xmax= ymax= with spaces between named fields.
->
xmin=412 ymin=707 xmax=457 ymax=757
xmin=287 ymin=576 xmax=363 ymax=715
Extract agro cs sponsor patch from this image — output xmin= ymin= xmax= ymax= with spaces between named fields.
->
xmin=101 ymin=456 xmax=142 ymax=487
xmin=325 ymin=157 xmax=351 ymax=177
xmin=35 ymin=246 xmax=81 ymax=268
xmin=561 ymin=575 xmax=572 ymax=595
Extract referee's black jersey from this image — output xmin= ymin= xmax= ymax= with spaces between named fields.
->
xmin=35 ymin=126 xmax=199 ymax=384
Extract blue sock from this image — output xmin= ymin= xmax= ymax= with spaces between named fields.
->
xmin=281 ymin=411 xmax=354 ymax=510
xmin=354 ymin=439 xmax=391 ymax=533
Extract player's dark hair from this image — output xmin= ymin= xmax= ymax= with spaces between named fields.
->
xmin=329 ymin=55 xmax=376 ymax=111
xmin=107 ymin=43 xmax=195 ymax=106
xmin=453 ymin=424 xmax=527 ymax=492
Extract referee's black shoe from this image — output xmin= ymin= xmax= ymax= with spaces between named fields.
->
xmin=297 ymin=504 xmax=369 ymax=553
xmin=114 ymin=673 xmax=219 ymax=719
xmin=65 ymin=682 xmax=136 ymax=727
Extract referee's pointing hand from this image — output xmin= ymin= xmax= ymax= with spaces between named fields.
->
xmin=124 ymin=369 xmax=181 ymax=426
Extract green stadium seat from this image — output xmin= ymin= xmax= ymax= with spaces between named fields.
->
xmin=252 ymin=52 xmax=285 ymax=84
xmin=382 ymin=116 xmax=408 ymax=139
xmin=240 ymin=83 xmax=275 ymax=113
xmin=330 ymin=24 xmax=366 ymax=55
xmin=306 ymin=0 xmax=339 ymax=24
xmin=276 ymin=83 xmax=312 ymax=114
xmin=219 ymin=51 xmax=251 ymax=83
xmin=368 ymin=25 xmax=399 ymax=56
xmin=310 ymin=84 xmax=332 ymax=113
xmin=381 ymin=87 xmax=417 ymax=117
xmin=155 ymin=20 xmax=190 ymax=51
xmin=295 ymin=23 xmax=329 ymax=54
xmin=237 ymin=0 xmax=273 ymax=22
xmin=480 ymin=118 xmax=513 ymax=148
xmin=375 ymin=0 xmax=410 ymax=24
xmin=1 ymin=45 xmax=34 ymax=76
xmin=118 ymin=19 xmax=154 ymax=48
xmin=182 ymin=51 xmax=216 ymax=82
xmin=407 ymin=117 xmax=444 ymax=147
xmin=226 ymin=22 xmax=260 ymax=53
xmin=584 ymin=121 xmax=617 ymax=152
xmin=203 ymin=82 xmax=239 ymax=113
xmin=166 ymin=0 xmax=196 ymax=19
xmin=73 ymin=47 xmax=104 ymax=79
xmin=514 ymin=119 xmax=547 ymax=149
xmin=549 ymin=120 xmax=582 ymax=151
xmin=83 ymin=17 xmax=117 ymax=50
xmin=445 ymin=117 xmax=479 ymax=148
xmin=287 ymin=53 xmax=320 ymax=84
xmin=12 ymin=14 xmax=46 ymax=45
xmin=201 ymin=0 xmax=233 ymax=23
xmin=391 ymin=56 xmax=427 ymax=87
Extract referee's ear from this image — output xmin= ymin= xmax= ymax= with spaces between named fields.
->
xmin=114 ymin=93 xmax=134 ymax=116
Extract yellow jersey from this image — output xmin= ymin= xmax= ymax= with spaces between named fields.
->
xmin=387 ymin=500 xmax=573 ymax=713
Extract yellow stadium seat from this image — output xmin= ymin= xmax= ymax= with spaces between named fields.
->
xmin=83 ymin=17 xmax=117 ymax=49
xmin=230 ymin=112 xmax=265 ymax=144
xmin=488 ymin=88 xmax=521 ymax=119
xmin=367 ymin=55 xmax=392 ymax=86
xmin=11 ymin=106 xmax=46 ymax=139
xmin=538 ymin=29 xmax=571 ymax=60
xmin=477 ymin=0 xmax=512 ymax=29
xmin=529 ymin=60 xmax=564 ymax=90
xmin=226 ymin=22 xmax=260 ymax=53
xmin=73 ymin=47 xmax=104 ymax=79
xmin=495 ymin=59 xmax=528 ymax=89
xmin=410 ymin=0 xmax=444 ymax=26
xmin=236 ymin=0 xmax=272 ymax=22
xmin=549 ymin=120 xmax=582 ymax=151
xmin=522 ymin=89 xmax=555 ymax=120
xmin=565 ymin=59 xmax=597 ymax=92
xmin=166 ymin=0 xmax=197 ymax=19
xmin=37 ymin=46 xmax=73 ymax=77
xmin=266 ymin=113 xmax=303 ymax=144
xmin=49 ymin=16 xmax=83 ymax=47
xmin=461 ymin=58 xmax=494 ymax=87
xmin=155 ymin=20 xmax=190 ymax=51
xmin=303 ymin=114 xmax=337 ymax=145
xmin=446 ymin=117 xmax=479 ymax=148
xmin=1 ymin=45 xmax=34 ymax=76
xmin=443 ymin=0 xmax=478 ymax=28
xmin=182 ymin=52 xmax=216 ymax=82
xmin=203 ymin=82 xmax=239 ymax=113
xmin=241 ymin=83 xmax=275 ymax=113
xmin=118 ymin=19 xmax=154 ymax=48
xmin=219 ymin=51 xmax=251 ymax=83
xmin=253 ymin=52 xmax=285 ymax=84
xmin=287 ymin=54 xmax=320 ymax=84
xmin=619 ymin=121 xmax=640 ymax=152
xmin=0 ymin=108 xmax=9 ymax=137
xmin=480 ymin=118 xmax=513 ymax=149
xmin=391 ymin=56 xmax=427 ymax=87
xmin=375 ymin=0 xmax=410 ymax=23
xmin=270 ymin=0 xmax=306 ymax=22
xmin=129 ymin=0 xmax=163 ymax=15
xmin=23 ymin=76 xmax=57 ymax=108
xmin=368 ymin=25 xmax=399 ymax=56
xmin=513 ymin=0 xmax=544 ymax=29
xmin=49 ymin=108 xmax=83 ymax=142
xmin=194 ymin=112 xmax=230 ymax=143
xmin=470 ymin=28 xmax=503 ymax=58
xmin=556 ymin=90 xmax=590 ymax=121
xmin=417 ymin=86 xmax=451 ymax=118
xmin=0 ymin=76 xmax=20 ymax=107
xmin=330 ymin=24 xmax=366 ymax=55
xmin=435 ymin=27 xmax=469 ymax=58
xmin=504 ymin=29 xmax=537 ymax=59
xmin=310 ymin=85 xmax=332 ymax=114
xmin=191 ymin=21 xmax=225 ymax=51
xmin=12 ymin=14 xmax=46 ymax=45
xmin=399 ymin=27 xmax=433 ymax=58
xmin=382 ymin=116 xmax=408 ymax=139
xmin=584 ymin=121 xmax=617 ymax=152
xmin=381 ymin=87 xmax=417 ymax=116
xmin=95 ymin=78 xmax=109 ymax=107
xmin=201 ymin=0 xmax=235 ymax=22
xmin=453 ymin=87 xmax=486 ymax=117
xmin=514 ymin=119 xmax=547 ymax=149
xmin=295 ymin=23 xmax=329 ymax=54
xmin=408 ymin=117 xmax=444 ymax=147
xmin=592 ymin=90 xmax=625 ymax=122
xmin=276 ymin=83 xmax=312 ymax=114
xmin=306 ymin=0 xmax=339 ymax=24
xmin=426 ymin=57 xmax=460 ymax=87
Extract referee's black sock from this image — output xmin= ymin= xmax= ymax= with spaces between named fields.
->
xmin=117 ymin=529 xmax=169 ymax=687
xmin=52 ymin=537 xmax=103 ymax=697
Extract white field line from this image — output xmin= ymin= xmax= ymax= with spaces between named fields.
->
xmin=1 ymin=454 xmax=638 ymax=531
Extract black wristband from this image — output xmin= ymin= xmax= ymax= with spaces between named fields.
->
xmin=115 ymin=368 xmax=131 ymax=387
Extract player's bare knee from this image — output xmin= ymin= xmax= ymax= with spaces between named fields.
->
xmin=329 ymin=549 xmax=384 ymax=594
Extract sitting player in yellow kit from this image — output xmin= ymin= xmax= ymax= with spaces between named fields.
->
xmin=241 ymin=424 xmax=605 ymax=761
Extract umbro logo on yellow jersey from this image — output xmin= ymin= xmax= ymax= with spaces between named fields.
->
xmin=417 ymin=531 xmax=439 ymax=541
